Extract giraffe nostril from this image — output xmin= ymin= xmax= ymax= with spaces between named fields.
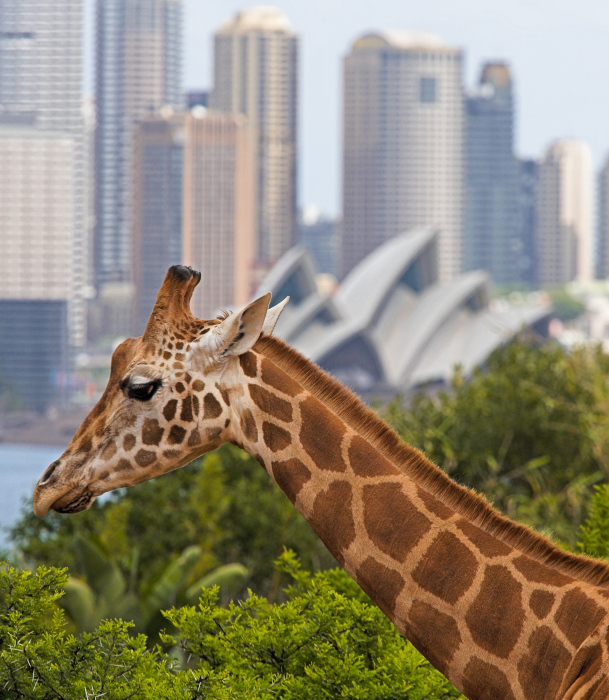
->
xmin=40 ymin=460 xmax=60 ymax=484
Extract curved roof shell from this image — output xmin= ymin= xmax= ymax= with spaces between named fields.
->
xmin=257 ymin=230 xmax=551 ymax=396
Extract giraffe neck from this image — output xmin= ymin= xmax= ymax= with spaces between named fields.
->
xmin=228 ymin=337 xmax=609 ymax=700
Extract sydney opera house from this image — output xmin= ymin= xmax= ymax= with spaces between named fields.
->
xmin=256 ymin=229 xmax=552 ymax=399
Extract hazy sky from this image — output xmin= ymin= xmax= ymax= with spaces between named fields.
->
xmin=85 ymin=0 xmax=609 ymax=217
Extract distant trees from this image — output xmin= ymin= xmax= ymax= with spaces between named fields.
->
xmin=384 ymin=339 xmax=609 ymax=545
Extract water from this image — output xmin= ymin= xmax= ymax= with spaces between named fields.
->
xmin=0 ymin=444 xmax=65 ymax=545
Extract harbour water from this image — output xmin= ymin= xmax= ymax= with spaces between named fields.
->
xmin=0 ymin=444 xmax=65 ymax=545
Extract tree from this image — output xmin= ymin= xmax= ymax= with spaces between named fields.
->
xmin=384 ymin=340 xmax=609 ymax=544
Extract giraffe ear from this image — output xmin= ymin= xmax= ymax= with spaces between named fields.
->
xmin=262 ymin=297 xmax=289 ymax=336
xmin=196 ymin=293 xmax=272 ymax=361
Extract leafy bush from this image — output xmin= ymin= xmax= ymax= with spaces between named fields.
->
xmin=0 ymin=557 xmax=463 ymax=699
xmin=0 ymin=565 xmax=182 ymax=699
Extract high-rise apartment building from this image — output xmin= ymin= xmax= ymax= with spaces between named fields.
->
xmin=516 ymin=158 xmax=538 ymax=286
xmin=183 ymin=110 xmax=255 ymax=318
xmin=0 ymin=0 xmax=82 ymax=132
xmin=465 ymin=63 xmax=520 ymax=285
xmin=341 ymin=31 xmax=464 ymax=281
xmin=598 ymin=156 xmax=609 ymax=279
xmin=132 ymin=108 xmax=255 ymax=325
xmin=535 ymin=140 xmax=593 ymax=286
xmin=95 ymin=0 xmax=182 ymax=289
xmin=133 ymin=112 xmax=184 ymax=333
xmin=0 ymin=0 xmax=84 ymax=409
xmin=210 ymin=7 xmax=298 ymax=269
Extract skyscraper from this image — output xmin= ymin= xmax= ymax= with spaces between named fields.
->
xmin=0 ymin=0 xmax=82 ymax=132
xmin=132 ymin=108 xmax=255 ymax=325
xmin=182 ymin=110 xmax=255 ymax=318
xmin=465 ymin=63 xmax=520 ymax=285
xmin=535 ymin=140 xmax=593 ymax=286
xmin=95 ymin=0 xmax=182 ymax=289
xmin=598 ymin=156 xmax=609 ymax=279
xmin=341 ymin=31 xmax=464 ymax=281
xmin=0 ymin=0 xmax=84 ymax=409
xmin=210 ymin=7 xmax=298 ymax=269
xmin=133 ymin=111 xmax=184 ymax=333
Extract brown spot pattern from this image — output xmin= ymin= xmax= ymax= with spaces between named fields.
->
xmin=262 ymin=421 xmax=292 ymax=452
xmin=362 ymin=482 xmax=431 ymax=562
xmin=309 ymin=480 xmax=356 ymax=564
xmin=529 ymin=589 xmax=555 ymax=619
xmin=135 ymin=449 xmax=156 ymax=468
xmin=249 ymin=384 xmax=293 ymax=422
xmin=271 ymin=459 xmax=311 ymax=504
xmin=100 ymin=441 xmax=117 ymax=461
xmin=206 ymin=426 xmax=222 ymax=440
xmin=299 ymin=396 xmax=346 ymax=472
xmin=123 ymin=434 xmax=136 ymax=451
xmin=239 ymin=351 xmax=258 ymax=377
xmin=78 ymin=436 xmax=93 ymax=453
xmin=142 ymin=418 xmax=164 ymax=446
xmin=187 ymin=429 xmax=201 ymax=447
xmin=163 ymin=399 xmax=178 ymax=421
xmin=348 ymin=436 xmax=398 ymax=477
xmin=412 ymin=531 xmax=478 ymax=604
xmin=518 ymin=626 xmax=572 ymax=700
xmin=461 ymin=658 xmax=516 ymax=700
xmin=163 ymin=350 xmax=171 ymax=360
xmin=216 ymin=383 xmax=231 ymax=406
xmin=192 ymin=379 xmax=205 ymax=392
xmin=163 ymin=449 xmax=180 ymax=460
xmin=465 ymin=564 xmax=525 ymax=658
xmin=168 ymin=425 xmax=186 ymax=444
xmin=356 ymin=557 xmax=405 ymax=616
xmin=513 ymin=555 xmax=574 ymax=587
xmin=240 ymin=409 xmax=258 ymax=442
xmin=175 ymin=382 xmax=185 ymax=393
xmin=180 ymin=396 xmax=194 ymax=422
xmin=203 ymin=393 xmax=222 ymax=419
xmin=417 ymin=486 xmax=454 ymax=520
xmin=456 ymin=518 xmax=512 ymax=558
xmin=554 ymin=588 xmax=605 ymax=648
xmin=260 ymin=357 xmax=302 ymax=396
xmin=408 ymin=600 xmax=462 ymax=676
xmin=192 ymin=394 xmax=199 ymax=416
xmin=116 ymin=458 xmax=133 ymax=472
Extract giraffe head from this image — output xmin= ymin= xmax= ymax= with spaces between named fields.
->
xmin=33 ymin=265 xmax=287 ymax=517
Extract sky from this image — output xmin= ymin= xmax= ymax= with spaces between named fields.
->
xmin=85 ymin=0 xmax=609 ymax=217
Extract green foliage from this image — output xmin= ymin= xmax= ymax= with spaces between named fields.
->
xmin=0 ymin=558 xmax=462 ymax=699
xmin=57 ymin=536 xmax=248 ymax=642
xmin=548 ymin=287 xmax=586 ymax=321
xmin=384 ymin=340 xmax=609 ymax=544
xmin=164 ymin=552 xmax=463 ymax=699
xmin=0 ymin=564 xmax=182 ymax=699
xmin=578 ymin=484 xmax=609 ymax=558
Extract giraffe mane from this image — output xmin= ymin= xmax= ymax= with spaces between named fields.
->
xmin=256 ymin=334 xmax=609 ymax=589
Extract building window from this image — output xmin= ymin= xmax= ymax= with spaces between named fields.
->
xmin=420 ymin=77 xmax=436 ymax=103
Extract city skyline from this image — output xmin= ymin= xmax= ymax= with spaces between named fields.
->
xmin=82 ymin=0 xmax=609 ymax=217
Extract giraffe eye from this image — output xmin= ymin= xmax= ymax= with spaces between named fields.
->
xmin=127 ymin=379 xmax=162 ymax=402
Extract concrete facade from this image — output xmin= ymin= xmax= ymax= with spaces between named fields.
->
xmin=210 ymin=7 xmax=298 ymax=269
xmin=535 ymin=140 xmax=593 ymax=286
xmin=341 ymin=31 xmax=464 ymax=282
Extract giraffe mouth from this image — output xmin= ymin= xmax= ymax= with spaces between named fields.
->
xmin=50 ymin=487 xmax=96 ymax=514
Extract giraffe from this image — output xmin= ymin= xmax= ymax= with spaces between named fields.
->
xmin=33 ymin=265 xmax=609 ymax=699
